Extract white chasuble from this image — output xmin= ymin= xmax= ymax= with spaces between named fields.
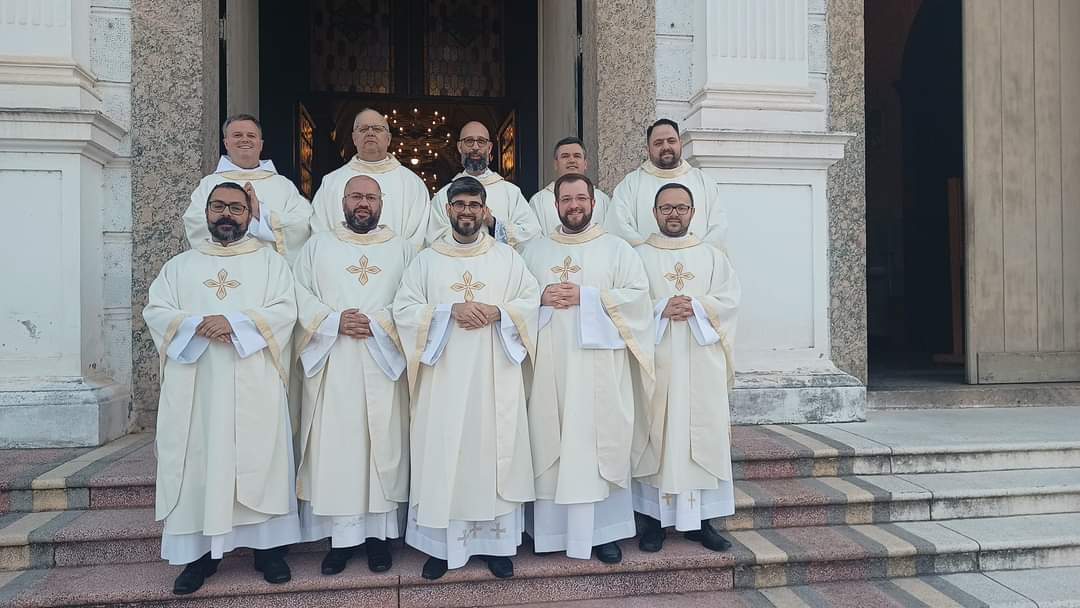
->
xmin=528 ymin=182 xmax=613 ymax=236
xmin=631 ymin=233 xmax=740 ymax=530
xmin=609 ymin=160 xmax=728 ymax=250
xmin=426 ymin=170 xmax=541 ymax=250
xmin=292 ymin=227 xmax=413 ymax=546
xmin=309 ymin=155 xmax=431 ymax=251
xmin=520 ymin=224 xmax=654 ymax=558
xmin=143 ymin=237 xmax=300 ymax=563
xmin=393 ymin=231 xmax=539 ymax=568
xmin=185 ymin=157 xmax=313 ymax=265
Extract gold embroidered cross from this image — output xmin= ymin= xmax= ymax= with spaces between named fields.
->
xmin=346 ymin=255 xmax=381 ymax=285
xmin=664 ymin=262 xmax=695 ymax=291
xmin=203 ymin=269 xmax=240 ymax=300
xmin=687 ymin=493 xmax=697 ymax=508
xmin=490 ymin=522 xmax=507 ymax=539
xmin=451 ymin=271 xmax=486 ymax=302
xmin=550 ymin=256 xmax=581 ymax=282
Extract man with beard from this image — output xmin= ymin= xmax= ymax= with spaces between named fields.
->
xmin=185 ymin=114 xmax=312 ymax=264
xmin=310 ymin=108 xmax=431 ymax=250
xmin=427 ymin=121 xmax=541 ymax=249
xmin=528 ymin=137 xmax=613 ymax=235
xmin=292 ymin=175 xmax=412 ymax=575
xmin=520 ymin=173 xmax=653 ymax=563
xmin=632 ymin=183 xmax=740 ymax=554
xmin=609 ymin=118 xmax=728 ymax=250
xmin=144 ymin=182 xmax=300 ymax=594
xmin=394 ymin=176 xmax=539 ymax=580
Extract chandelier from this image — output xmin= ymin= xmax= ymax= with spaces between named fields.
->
xmin=386 ymin=107 xmax=453 ymax=192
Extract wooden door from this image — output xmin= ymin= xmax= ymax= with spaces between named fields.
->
xmin=963 ymin=0 xmax=1080 ymax=383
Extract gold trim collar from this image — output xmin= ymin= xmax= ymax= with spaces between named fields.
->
xmin=195 ymin=236 xmax=262 ymax=256
xmin=640 ymin=159 xmax=691 ymax=179
xmin=644 ymin=233 xmax=702 ymax=250
xmin=218 ymin=169 xmax=276 ymax=181
xmin=348 ymin=154 xmax=402 ymax=175
xmin=430 ymin=231 xmax=495 ymax=257
xmin=550 ymin=223 xmax=605 ymax=245
xmin=455 ymin=170 xmax=504 ymax=187
xmin=334 ymin=224 xmax=396 ymax=246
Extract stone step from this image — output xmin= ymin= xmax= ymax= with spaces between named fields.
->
xmin=7 ymin=408 xmax=1080 ymax=514
xmin=1 ymin=513 xmax=1079 ymax=606
xmin=6 ymin=468 xmax=1076 ymax=570
xmin=518 ymin=567 xmax=1080 ymax=607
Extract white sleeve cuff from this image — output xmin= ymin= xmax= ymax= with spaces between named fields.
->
xmin=578 ymin=286 xmax=625 ymax=349
xmin=496 ymin=308 xmax=527 ymax=364
xmin=420 ymin=304 xmax=453 ymax=366
xmin=246 ymin=209 xmax=276 ymax=243
xmin=688 ymin=298 xmax=721 ymax=346
xmin=367 ymin=319 xmax=406 ymax=380
xmin=493 ymin=219 xmax=508 ymax=244
xmin=166 ymin=315 xmax=210 ymax=363
xmin=300 ymin=312 xmax=341 ymax=377
xmin=538 ymin=306 xmax=554 ymax=330
xmin=226 ymin=312 xmax=268 ymax=358
xmin=654 ymin=298 xmax=670 ymax=345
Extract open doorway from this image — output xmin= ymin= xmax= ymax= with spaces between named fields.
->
xmin=227 ymin=0 xmax=546 ymax=200
xmin=865 ymin=0 xmax=965 ymax=388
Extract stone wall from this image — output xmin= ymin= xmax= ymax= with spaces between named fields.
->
xmin=130 ymin=0 xmax=219 ymax=429
xmin=825 ymin=0 xmax=868 ymax=383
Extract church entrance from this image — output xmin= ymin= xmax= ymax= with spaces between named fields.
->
xmin=219 ymin=0 xmax=581 ymax=201
xmin=865 ymin=0 xmax=965 ymax=388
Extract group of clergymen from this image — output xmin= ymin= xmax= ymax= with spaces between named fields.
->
xmin=145 ymin=107 xmax=740 ymax=595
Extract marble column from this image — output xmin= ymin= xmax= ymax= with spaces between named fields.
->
xmin=0 ymin=0 xmax=128 ymax=446
xmin=676 ymin=0 xmax=865 ymax=423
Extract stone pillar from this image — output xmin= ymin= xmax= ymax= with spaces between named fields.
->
xmin=0 ymin=0 xmax=127 ymax=447
xmin=130 ymin=0 xmax=219 ymax=430
xmin=677 ymin=0 xmax=865 ymax=423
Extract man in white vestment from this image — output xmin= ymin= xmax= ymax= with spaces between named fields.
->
xmin=528 ymin=136 xmax=613 ymax=235
xmin=426 ymin=121 xmax=541 ymax=249
xmin=309 ymin=108 xmax=431 ymax=249
xmin=631 ymin=183 xmax=740 ymax=553
xmin=184 ymin=114 xmax=313 ymax=265
xmin=521 ymin=174 xmax=654 ymax=563
xmin=144 ymin=182 xmax=300 ymax=594
xmin=609 ymin=118 xmax=728 ymax=249
xmin=393 ymin=176 xmax=539 ymax=580
xmin=293 ymin=176 xmax=412 ymax=574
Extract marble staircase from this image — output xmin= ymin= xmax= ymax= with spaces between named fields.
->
xmin=1 ymin=407 xmax=1079 ymax=607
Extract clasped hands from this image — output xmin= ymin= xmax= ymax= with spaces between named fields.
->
xmin=195 ymin=314 xmax=234 ymax=343
xmin=540 ymin=282 xmax=581 ymax=309
xmin=661 ymin=295 xmax=694 ymax=322
xmin=451 ymin=302 xmax=501 ymax=330
xmin=339 ymin=309 xmax=373 ymax=338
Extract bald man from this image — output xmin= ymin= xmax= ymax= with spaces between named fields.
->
xmin=310 ymin=108 xmax=431 ymax=250
xmin=425 ymin=121 xmax=540 ymax=250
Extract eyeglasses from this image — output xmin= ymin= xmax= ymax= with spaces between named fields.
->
xmin=354 ymin=125 xmax=388 ymax=134
xmin=345 ymin=193 xmax=383 ymax=203
xmin=450 ymin=201 xmax=486 ymax=212
xmin=208 ymin=201 xmax=249 ymax=215
xmin=459 ymin=137 xmax=491 ymax=148
xmin=558 ymin=195 xmax=593 ymax=205
xmin=656 ymin=204 xmax=692 ymax=216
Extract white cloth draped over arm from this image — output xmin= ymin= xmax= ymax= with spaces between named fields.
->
xmin=245 ymin=208 xmax=276 ymax=243
xmin=367 ymin=318 xmax=406 ymax=380
xmin=225 ymin=312 xmax=269 ymax=358
xmin=493 ymin=220 xmax=509 ymax=244
xmin=687 ymin=298 xmax=721 ymax=346
xmin=300 ymin=311 xmax=341 ymax=376
xmin=496 ymin=307 xmax=527 ymax=363
xmin=653 ymin=298 xmax=669 ymax=345
xmin=578 ymin=285 xmax=626 ymax=349
xmin=420 ymin=304 xmax=453 ymax=366
xmin=166 ymin=315 xmax=210 ymax=363
xmin=538 ymin=305 xmax=554 ymax=330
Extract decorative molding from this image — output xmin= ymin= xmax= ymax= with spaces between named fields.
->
xmin=0 ymin=0 xmax=70 ymax=28
xmin=0 ymin=55 xmax=101 ymax=101
xmin=0 ymin=109 xmax=124 ymax=164
xmin=688 ymin=83 xmax=823 ymax=114
xmin=710 ymin=0 xmax=807 ymax=62
xmin=682 ymin=128 xmax=853 ymax=169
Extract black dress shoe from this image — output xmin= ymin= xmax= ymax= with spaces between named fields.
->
xmin=321 ymin=546 xmax=357 ymax=575
xmin=366 ymin=538 xmax=392 ymax=572
xmin=422 ymin=557 xmax=448 ymax=580
xmin=483 ymin=556 xmax=514 ymax=578
xmin=594 ymin=541 xmax=622 ymax=563
xmin=172 ymin=552 xmax=221 ymax=595
xmin=699 ymin=524 xmax=732 ymax=552
xmin=639 ymin=527 xmax=666 ymax=552
xmin=253 ymin=548 xmax=292 ymax=584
